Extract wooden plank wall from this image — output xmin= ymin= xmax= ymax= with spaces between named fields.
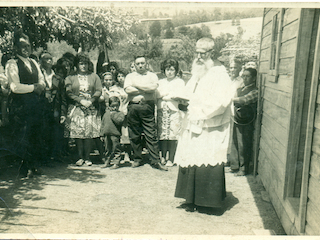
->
xmin=305 ymin=91 xmax=320 ymax=235
xmin=258 ymin=8 xmax=300 ymax=235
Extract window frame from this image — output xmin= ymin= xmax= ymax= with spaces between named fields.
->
xmin=269 ymin=8 xmax=285 ymax=83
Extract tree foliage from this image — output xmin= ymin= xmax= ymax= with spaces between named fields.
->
xmin=164 ymin=20 xmax=174 ymax=39
xmin=171 ymin=8 xmax=263 ymax=27
xmin=220 ymin=27 xmax=260 ymax=67
xmin=166 ymin=35 xmax=196 ymax=69
xmin=176 ymin=24 xmax=212 ymax=41
xmin=0 ymin=6 xmax=136 ymax=56
xmin=149 ymin=21 xmax=161 ymax=38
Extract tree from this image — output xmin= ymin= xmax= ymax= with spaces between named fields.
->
xmin=145 ymin=37 xmax=163 ymax=59
xmin=130 ymin=22 xmax=148 ymax=40
xmin=0 ymin=6 xmax=136 ymax=57
xmin=149 ymin=21 xmax=161 ymax=38
xmin=220 ymin=28 xmax=260 ymax=68
xmin=164 ymin=20 xmax=174 ymax=39
xmin=179 ymin=24 xmax=212 ymax=41
xmin=166 ymin=35 xmax=196 ymax=69
xmin=213 ymin=8 xmax=222 ymax=21
xmin=177 ymin=26 xmax=190 ymax=36
xmin=213 ymin=32 xmax=233 ymax=58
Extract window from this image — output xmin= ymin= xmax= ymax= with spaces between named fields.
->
xmin=269 ymin=9 xmax=285 ymax=82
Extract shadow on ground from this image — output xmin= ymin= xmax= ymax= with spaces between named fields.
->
xmin=0 ymin=147 xmax=108 ymax=232
xmin=245 ymin=174 xmax=286 ymax=235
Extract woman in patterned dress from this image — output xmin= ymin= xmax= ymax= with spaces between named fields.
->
xmin=156 ymin=59 xmax=185 ymax=167
xmin=65 ymin=53 xmax=102 ymax=166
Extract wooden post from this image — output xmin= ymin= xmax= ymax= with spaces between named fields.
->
xmin=253 ymin=9 xmax=266 ymax=177
xmin=299 ymin=12 xmax=320 ymax=233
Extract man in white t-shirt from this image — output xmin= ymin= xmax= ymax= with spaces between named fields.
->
xmin=124 ymin=55 xmax=167 ymax=171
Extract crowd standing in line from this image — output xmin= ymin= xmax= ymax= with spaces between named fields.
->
xmin=0 ymin=31 xmax=259 ymax=214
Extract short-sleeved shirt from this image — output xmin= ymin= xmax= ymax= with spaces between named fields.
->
xmin=124 ymin=71 xmax=158 ymax=103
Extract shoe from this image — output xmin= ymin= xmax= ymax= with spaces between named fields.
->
xmin=160 ymin=157 xmax=166 ymax=165
xmin=26 ymin=169 xmax=34 ymax=179
xmin=110 ymin=164 xmax=119 ymax=170
xmin=151 ymin=162 xmax=168 ymax=171
xmin=197 ymin=206 xmax=224 ymax=215
xmin=235 ymin=170 xmax=245 ymax=176
xmin=85 ymin=160 xmax=92 ymax=166
xmin=124 ymin=153 xmax=131 ymax=162
xmin=176 ymin=202 xmax=191 ymax=209
xmin=142 ymin=148 xmax=149 ymax=155
xmin=227 ymin=168 xmax=239 ymax=173
xmin=101 ymin=160 xmax=111 ymax=168
xmin=185 ymin=204 xmax=196 ymax=212
xmin=76 ymin=159 xmax=84 ymax=166
xmin=131 ymin=161 xmax=141 ymax=168
xmin=101 ymin=157 xmax=106 ymax=164
xmin=165 ymin=160 xmax=174 ymax=167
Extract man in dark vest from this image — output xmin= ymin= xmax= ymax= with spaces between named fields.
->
xmin=229 ymin=67 xmax=258 ymax=176
xmin=6 ymin=31 xmax=46 ymax=178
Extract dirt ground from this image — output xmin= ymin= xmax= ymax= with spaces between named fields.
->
xmin=0 ymin=152 xmax=286 ymax=238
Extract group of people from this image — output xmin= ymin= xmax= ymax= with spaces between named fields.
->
xmin=0 ymin=31 xmax=258 ymax=214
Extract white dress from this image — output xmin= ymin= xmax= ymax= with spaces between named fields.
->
xmin=156 ymin=77 xmax=185 ymax=140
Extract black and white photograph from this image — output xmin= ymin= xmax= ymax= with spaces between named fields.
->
xmin=0 ymin=1 xmax=319 ymax=239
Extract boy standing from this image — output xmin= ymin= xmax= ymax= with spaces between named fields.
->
xmin=100 ymin=96 xmax=125 ymax=169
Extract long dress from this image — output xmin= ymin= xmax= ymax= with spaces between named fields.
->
xmin=174 ymin=61 xmax=234 ymax=208
xmin=156 ymin=77 xmax=185 ymax=140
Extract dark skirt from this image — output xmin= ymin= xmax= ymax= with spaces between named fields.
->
xmin=174 ymin=163 xmax=226 ymax=208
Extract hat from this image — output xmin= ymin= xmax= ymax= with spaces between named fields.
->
xmin=196 ymin=38 xmax=215 ymax=53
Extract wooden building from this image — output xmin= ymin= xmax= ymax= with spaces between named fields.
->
xmin=255 ymin=8 xmax=320 ymax=235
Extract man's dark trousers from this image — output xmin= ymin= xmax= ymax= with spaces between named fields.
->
xmin=127 ymin=101 xmax=160 ymax=165
xmin=229 ymin=121 xmax=254 ymax=174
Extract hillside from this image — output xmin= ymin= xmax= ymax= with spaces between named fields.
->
xmin=186 ymin=17 xmax=263 ymax=40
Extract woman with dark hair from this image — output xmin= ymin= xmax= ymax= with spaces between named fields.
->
xmin=62 ymin=52 xmax=76 ymax=75
xmin=65 ymin=53 xmax=102 ymax=166
xmin=156 ymin=59 xmax=185 ymax=167
xmin=116 ymin=68 xmax=128 ymax=88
